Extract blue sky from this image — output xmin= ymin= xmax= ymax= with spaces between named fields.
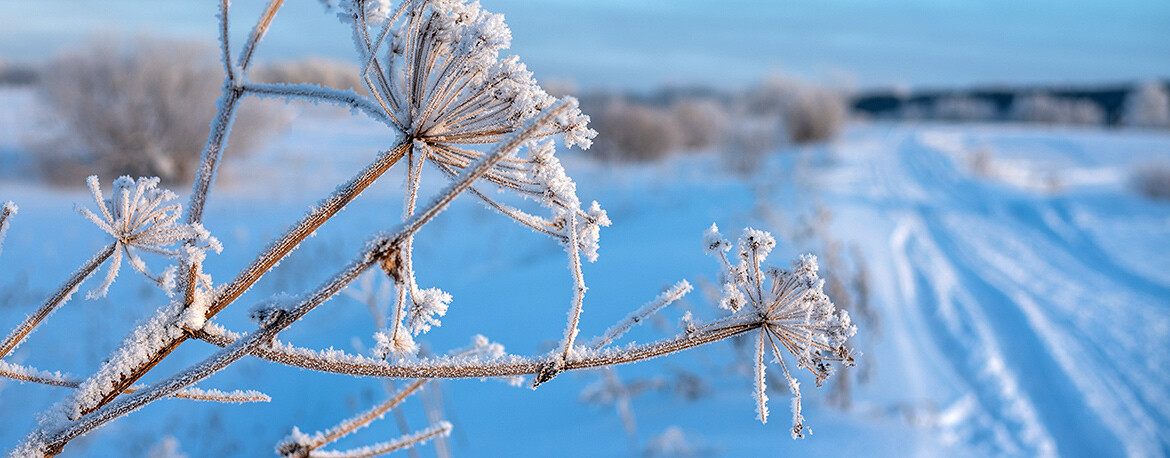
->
xmin=1 ymin=0 xmax=1167 ymax=91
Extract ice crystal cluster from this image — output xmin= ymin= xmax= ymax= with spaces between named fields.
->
xmin=76 ymin=176 xmax=221 ymax=298
xmin=704 ymin=224 xmax=857 ymax=437
xmin=0 ymin=201 xmax=15 ymax=258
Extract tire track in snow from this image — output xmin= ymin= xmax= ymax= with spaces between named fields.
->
xmin=852 ymin=127 xmax=1170 ymax=456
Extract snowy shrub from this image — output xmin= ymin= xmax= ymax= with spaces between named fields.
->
xmin=30 ymin=37 xmax=284 ymax=185
xmin=671 ymin=98 xmax=728 ymax=150
xmin=1131 ymin=162 xmax=1170 ymax=201
xmin=782 ymin=86 xmax=848 ymax=144
xmin=1009 ymin=93 xmax=1105 ymax=126
xmin=932 ymin=96 xmax=999 ymax=122
xmin=1122 ymin=81 xmax=1170 ymax=129
xmin=1 ymin=1 xmax=858 ymax=456
xmin=746 ymin=77 xmax=848 ymax=144
xmin=589 ymin=100 xmax=684 ymax=162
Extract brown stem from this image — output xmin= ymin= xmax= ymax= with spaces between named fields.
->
xmin=315 ymin=422 xmax=452 ymax=458
xmin=301 ymin=380 xmax=427 ymax=453
xmin=237 ymin=0 xmax=285 ymax=74
xmin=193 ymin=321 xmax=760 ymax=380
xmin=0 ymin=243 xmax=116 ymax=359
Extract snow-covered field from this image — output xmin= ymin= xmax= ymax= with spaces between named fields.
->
xmin=1 ymin=88 xmax=1168 ymax=457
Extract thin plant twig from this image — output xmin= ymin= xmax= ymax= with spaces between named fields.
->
xmin=0 ymin=361 xmax=268 ymax=403
xmin=276 ymin=380 xmax=427 ymax=457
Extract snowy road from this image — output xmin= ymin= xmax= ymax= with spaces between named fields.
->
xmin=832 ymin=125 xmax=1170 ymax=457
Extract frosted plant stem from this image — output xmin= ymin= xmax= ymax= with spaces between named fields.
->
xmin=242 ymin=83 xmax=392 ymax=125
xmin=754 ymin=330 xmax=769 ymax=423
xmin=387 ymin=147 xmax=425 ymax=352
xmin=421 ymin=383 xmax=451 ymax=458
xmin=279 ymin=380 xmax=427 ymax=456
xmin=208 ymin=143 xmax=409 ymax=318
xmin=218 ymin=0 xmax=233 ymax=82
xmin=193 ymin=320 xmax=762 ymax=380
xmin=0 ymin=243 xmax=116 ymax=359
xmin=312 ymin=422 xmax=452 ymax=458
xmin=236 ymin=0 xmax=284 ymax=76
xmin=558 ymin=211 xmax=586 ymax=362
xmin=588 ymin=280 xmax=693 ymax=350
xmin=82 ymin=143 xmax=408 ymax=417
xmin=0 ymin=362 xmax=268 ymax=403
xmin=186 ymin=0 xmax=285 ymax=245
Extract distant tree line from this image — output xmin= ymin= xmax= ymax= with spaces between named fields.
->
xmin=853 ymin=81 xmax=1170 ymax=128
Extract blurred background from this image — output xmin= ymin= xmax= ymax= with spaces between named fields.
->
xmin=0 ymin=1 xmax=1167 ymax=457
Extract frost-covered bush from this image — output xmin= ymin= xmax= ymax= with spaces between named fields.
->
xmin=590 ymin=100 xmax=683 ymax=162
xmin=1009 ymin=93 xmax=1105 ymax=126
xmin=1131 ymin=162 xmax=1170 ymax=201
xmin=671 ymin=98 xmax=728 ymax=151
xmin=782 ymin=86 xmax=848 ymax=144
xmin=746 ymin=77 xmax=848 ymax=144
xmin=932 ymin=96 xmax=999 ymax=122
xmin=0 ymin=1 xmax=857 ymax=456
xmin=1122 ymin=82 xmax=1170 ymax=129
xmin=30 ymin=37 xmax=283 ymax=185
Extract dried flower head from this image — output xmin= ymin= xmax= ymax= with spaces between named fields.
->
xmin=331 ymin=0 xmax=605 ymax=252
xmin=76 ymin=176 xmax=221 ymax=298
xmin=322 ymin=0 xmax=609 ymax=360
xmin=705 ymin=224 xmax=857 ymax=437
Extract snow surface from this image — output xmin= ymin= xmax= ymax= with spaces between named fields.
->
xmin=1 ymin=88 xmax=1168 ymax=456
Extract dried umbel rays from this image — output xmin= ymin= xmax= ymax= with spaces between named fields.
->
xmin=0 ymin=0 xmax=859 ymax=456
xmin=703 ymin=224 xmax=857 ymax=437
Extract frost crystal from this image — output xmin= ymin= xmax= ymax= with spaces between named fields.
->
xmin=407 ymin=287 xmax=451 ymax=335
xmin=0 ymin=201 xmax=16 ymax=258
xmin=76 ymin=176 xmax=220 ymax=299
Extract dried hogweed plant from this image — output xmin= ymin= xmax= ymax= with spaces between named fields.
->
xmin=0 ymin=0 xmax=858 ymax=456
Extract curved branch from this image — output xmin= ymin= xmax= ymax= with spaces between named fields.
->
xmin=192 ymin=320 xmax=759 ymax=381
